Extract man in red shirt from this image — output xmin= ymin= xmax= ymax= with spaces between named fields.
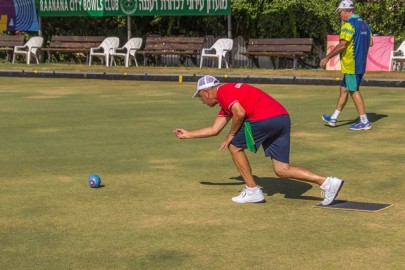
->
xmin=174 ymin=75 xmax=344 ymax=205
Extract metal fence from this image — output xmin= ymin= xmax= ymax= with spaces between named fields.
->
xmin=153 ymin=35 xmax=325 ymax=69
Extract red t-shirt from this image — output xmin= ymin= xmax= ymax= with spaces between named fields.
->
xmin=216 ymin=83 xmax=288 ymax=121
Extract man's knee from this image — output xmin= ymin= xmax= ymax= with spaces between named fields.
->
xmin=274 ymin=168 xmax=288 ymax=178
xmin=228 ymin=144 xmax=243 ymax=154
xmin=273 ymin=163 xmax=290 ymax=178
xmin=340 ymin=87 xmax=348 ymax=95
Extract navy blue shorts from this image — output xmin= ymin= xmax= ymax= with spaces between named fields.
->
xmin=231 ymin=115 xmax=291 ymax=163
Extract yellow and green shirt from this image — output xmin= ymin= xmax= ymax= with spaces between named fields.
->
xmin=340 ymin=14 xmax=372 ymax=74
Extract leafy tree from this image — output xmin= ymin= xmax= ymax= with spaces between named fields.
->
xmin=231 ymin=0 xmax=405 ymax=49
xmin=146 ymin=15 xmax=228 ymax=37
xmin=231 ymin=0 xmax=338 ymax=46
xmin=28 ymin=0 xmax=405 ymax=52
xmin=356 ymin=0 xmax=405 ymax=46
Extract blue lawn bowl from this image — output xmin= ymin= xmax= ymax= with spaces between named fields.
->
xmin=88 ymin=174 xmax=101 ymax=188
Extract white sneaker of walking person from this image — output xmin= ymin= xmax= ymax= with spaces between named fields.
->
xmin=320 ymin=176 xmax=344 ymax=205
xmin=232 ymin=186 xmax=266 ymax=203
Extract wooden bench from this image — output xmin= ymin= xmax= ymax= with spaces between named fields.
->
xmin=0 ymin=35 xmax=25 ymax=61
xmin=138 ymin=36 xmax=205 ymax=66
xmin=240 ymin=38 xmax=313 ymax=69
xmin=42 ymin=35 xmax=105 ymax=63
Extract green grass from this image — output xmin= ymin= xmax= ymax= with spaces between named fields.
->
xmin=1 ymin=77 xmax=405 ymax=269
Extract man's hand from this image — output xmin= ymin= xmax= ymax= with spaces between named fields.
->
xmin=219 ymin=134 xmax=235 ymax=151
xmin=320 ymin=57 xmax=329 ymax=68
xmin=218 ymin=102 xmax=245 ymax=151
xmin=173 ymin=128 xmax=189 ymax=139
xmin=320 ymin=40 xmax=348 ymax=68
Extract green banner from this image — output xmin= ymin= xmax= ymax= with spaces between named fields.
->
xmin=38 ymin=0 xmax=231 ymax=16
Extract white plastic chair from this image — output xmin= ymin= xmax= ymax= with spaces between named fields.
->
xmin=389 ymin=41 xmax=405 ymax=71
xmin=89 ymin=37 xmax=120 ymax=67
xmin=200 ymin=38 xmax=233 ymax=69
xmin=12 ymin=36 xmax=43 ymax=65
xmin=110 ymin=37 xmax=143 ymax=67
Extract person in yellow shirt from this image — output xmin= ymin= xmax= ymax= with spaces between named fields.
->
xmin=320 ymin=0 xmax=373 ymax=130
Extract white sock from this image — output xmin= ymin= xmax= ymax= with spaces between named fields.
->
xmin=246 ymin=186 xmax=258 ymax=191
xmin=360 ymin=114 xmax=369 ymax=123
xmin=331 ymin=110 xmax=340 ymax=120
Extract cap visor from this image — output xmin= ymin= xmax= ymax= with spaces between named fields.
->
xmin=192 ymin=89 xmax=200 ymax=98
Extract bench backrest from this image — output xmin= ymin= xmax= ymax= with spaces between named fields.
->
xmin=49 ymin=35 xmax=106 ymax=49
xmin=143 ymin=36 xmax=205 ymax=53
xmin=0 ymin=35 xmax=25 ymax=47
xmin=246 ymin=38 xmax=313 ymax=54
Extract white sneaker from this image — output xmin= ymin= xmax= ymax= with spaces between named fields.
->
xmin=232 ymin=186 xmax=266 ymax=204
xmin=320 ymin=177 xmax=344 ymax=205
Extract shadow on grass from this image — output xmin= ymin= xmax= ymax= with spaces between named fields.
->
xmin=367 ymin=112 xmax=388 ymax=122
xmin=92 ymin=184 xmax=106 ymax=189
xmin=326 ymin=112 xmax=388 ymax=127
xmin=201 ymin=175 xmax=321 ymax=202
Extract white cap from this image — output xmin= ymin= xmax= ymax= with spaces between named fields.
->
xmin=192 ymin=75 xmax=220 ymax=98
xmin=337 ymin=0 xmax=354 ymax=11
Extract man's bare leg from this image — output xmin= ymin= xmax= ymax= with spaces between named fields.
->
xmin=228 ymin=144 xmax=256 ymax=187
xmin=271 ymin=159 xmax=326 ymax=185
